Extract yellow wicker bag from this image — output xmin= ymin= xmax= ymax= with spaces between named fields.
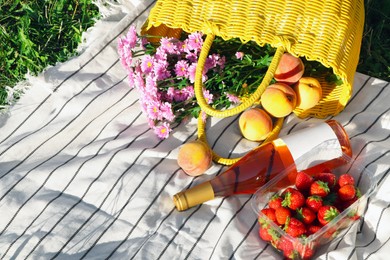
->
xmin=142 ymin=0 xmax=364 ymax=165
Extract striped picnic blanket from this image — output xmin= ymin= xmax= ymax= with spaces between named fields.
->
xmin=1 ymin=1 xmax=389 ymax=259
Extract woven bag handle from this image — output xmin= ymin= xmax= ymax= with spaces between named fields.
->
xmin=194 ymin=34 xmax=286 ymax=118
xmin=194 ymin=33 xmax=286 ymax=165
xmin=198 ymin=115 xmax=284 ymax=165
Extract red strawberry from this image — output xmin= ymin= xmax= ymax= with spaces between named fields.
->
xmin=310 ymin=180 xmax=330 ymax=197
xmin=282 ymin=187 xmax=296 ymax=197
xmin=338 ymin=173 xmax=355 ymax=187
xmin=323 ymin=226 xmax=338 ymax=239
xmin=259 ymin=226 xmax=272 ymax=241
xmin=277 ymin=236 xmax=296 ymax=259
xmin=315 ymin=172 xmax=337 ymax=189
xmin=259 ymin=208 xmax=276 ymax=225
xmin=305 ymin=195 xmax=323 ymax=212
xmin=277 ymin=235 xmax=293 ymax=251
xmin=317 ymin=205 xmax=340 ymax=226
xmin=339 ymin=195 xmax=359 ymax=211
xmin=296 ymin=242 xmax=315 ymax=260
xmin=259 ymin=226 xmax=279 ymax=242
xmin=283 ymin=247 xmax=298 ymax=260
xmin=296 ymin=207 xmax=316 ymax=225
xmin=268 ymin=194 xmax=283 ymax=210
xmin=295 ymin=171 xmax=314 ymax=192
xmin=307 ymin=224 xmax=322 ymax=235
xmin=338 ymin=184 xmax=356 ymax=201
xmin=260 ymin=208 xmax=277 ymax=223
xmin=284 ymin=217 xmax=306 ymax=237
xmin=282 ymin=189 xmax=305 ymax=210
xmin=275 ymin=206 xmax=292 ymax=225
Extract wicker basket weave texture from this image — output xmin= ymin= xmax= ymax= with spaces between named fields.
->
xmin=145 ymin=0 xmax=364 ymax=118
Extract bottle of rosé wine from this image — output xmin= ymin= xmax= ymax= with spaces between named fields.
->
xmin=173 ymin=120 xmax=352 ymax=211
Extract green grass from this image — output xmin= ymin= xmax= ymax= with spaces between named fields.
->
xmin=358 ymin=0 xmax=390 ymax=82
xmin=0 ymin=0 xmax=389 ymax=109
xmin=0 ymin=0 xmax=100 ymax=106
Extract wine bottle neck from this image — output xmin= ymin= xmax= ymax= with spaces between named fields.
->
xmin=173 ymin=181 xmax=215 ymax=211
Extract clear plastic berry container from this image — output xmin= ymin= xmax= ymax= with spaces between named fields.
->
xmin=251 ymin=142 xmax=377 ymax=259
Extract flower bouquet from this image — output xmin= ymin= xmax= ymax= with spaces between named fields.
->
xmin=117 ymin=26 xmax=338 ymax=140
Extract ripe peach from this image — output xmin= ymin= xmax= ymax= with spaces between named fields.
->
xmin=177 ymin=140 xmax=212 ymax=176
xmin=274 ymin=53 xmax=305 ymax=85
xmin=293 ymin=77 xmax=323 ymax=110
xmin=239 ymin=108 xmax=273 ymax=141
xmin=260 ymin=83 xmax=297 ymax=118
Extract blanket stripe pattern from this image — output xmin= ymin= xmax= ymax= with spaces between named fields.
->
xmin=1 ymin=1 xmax=389 ymax=259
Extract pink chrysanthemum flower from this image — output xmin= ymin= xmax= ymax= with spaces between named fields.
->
xmin=218 ymin=56 xmax=226 ymax=70
xmin=176 ymin=40 xmax=187 ymax=53
xmin=154 ymin=122 xmax=172 ymax=139
xmin=160 ymin=102 xmax=175 ymax=122
xmin=154 ymin=59 xmax=171 ymax=81
xmin=174 ymin=60 xmax=189 ymax=78
xmin=184 ymin=85 xmax=195 ymax=99
xmin=170 ymin=90 xmax=182 ymax=102
xmin=146 ymin=99 xmax=163 ymax=120
xmin=126 ymin=25 xmax=138 ymax=49
xmin=205 ymin=54 xmax=221 ymax=71
xmin=133 ymin=65 xmax=145 ymax=90
xmin=187 ymin=63 xmax=197 ymax=83
xmin=203 ymin=88 xmax=213 ymax=104
xmin=185 ymin=52 xmax=198 ymax=63
xmin=155 ymin=47 xmax=168 ymax=61
xmin=235 ymin=51 xmax=244 ymax=60
xmin=174 ymin=89 xmax=190 ymax=102
xmin=127 ymin=69 xmax=135 ymax=87
xmin=141 ymin=55 xmax=154 ymax=74
xmin=160 ymin=37 xmax=177 ymax=54
xmin=145 ymin=75 xmax=158 ymax=97
xmin=186 ymin=32 xmax=203 ymax=52
xmin=225 ymin=92 xmax=241 ymax=104
xmin=118 ymin=38 xmax=133 ymax=71
xmin=165 ymin=87 xmax=176 ymax=102
xmin=147 ymin=118 xmax=155 ymax=128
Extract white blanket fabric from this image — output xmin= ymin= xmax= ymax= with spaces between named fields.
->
xmin=1 ymin=1 xmax=389 ymax=259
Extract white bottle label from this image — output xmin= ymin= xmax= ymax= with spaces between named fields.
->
xmin=281 ymin=122 xmax=343 ymax=171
